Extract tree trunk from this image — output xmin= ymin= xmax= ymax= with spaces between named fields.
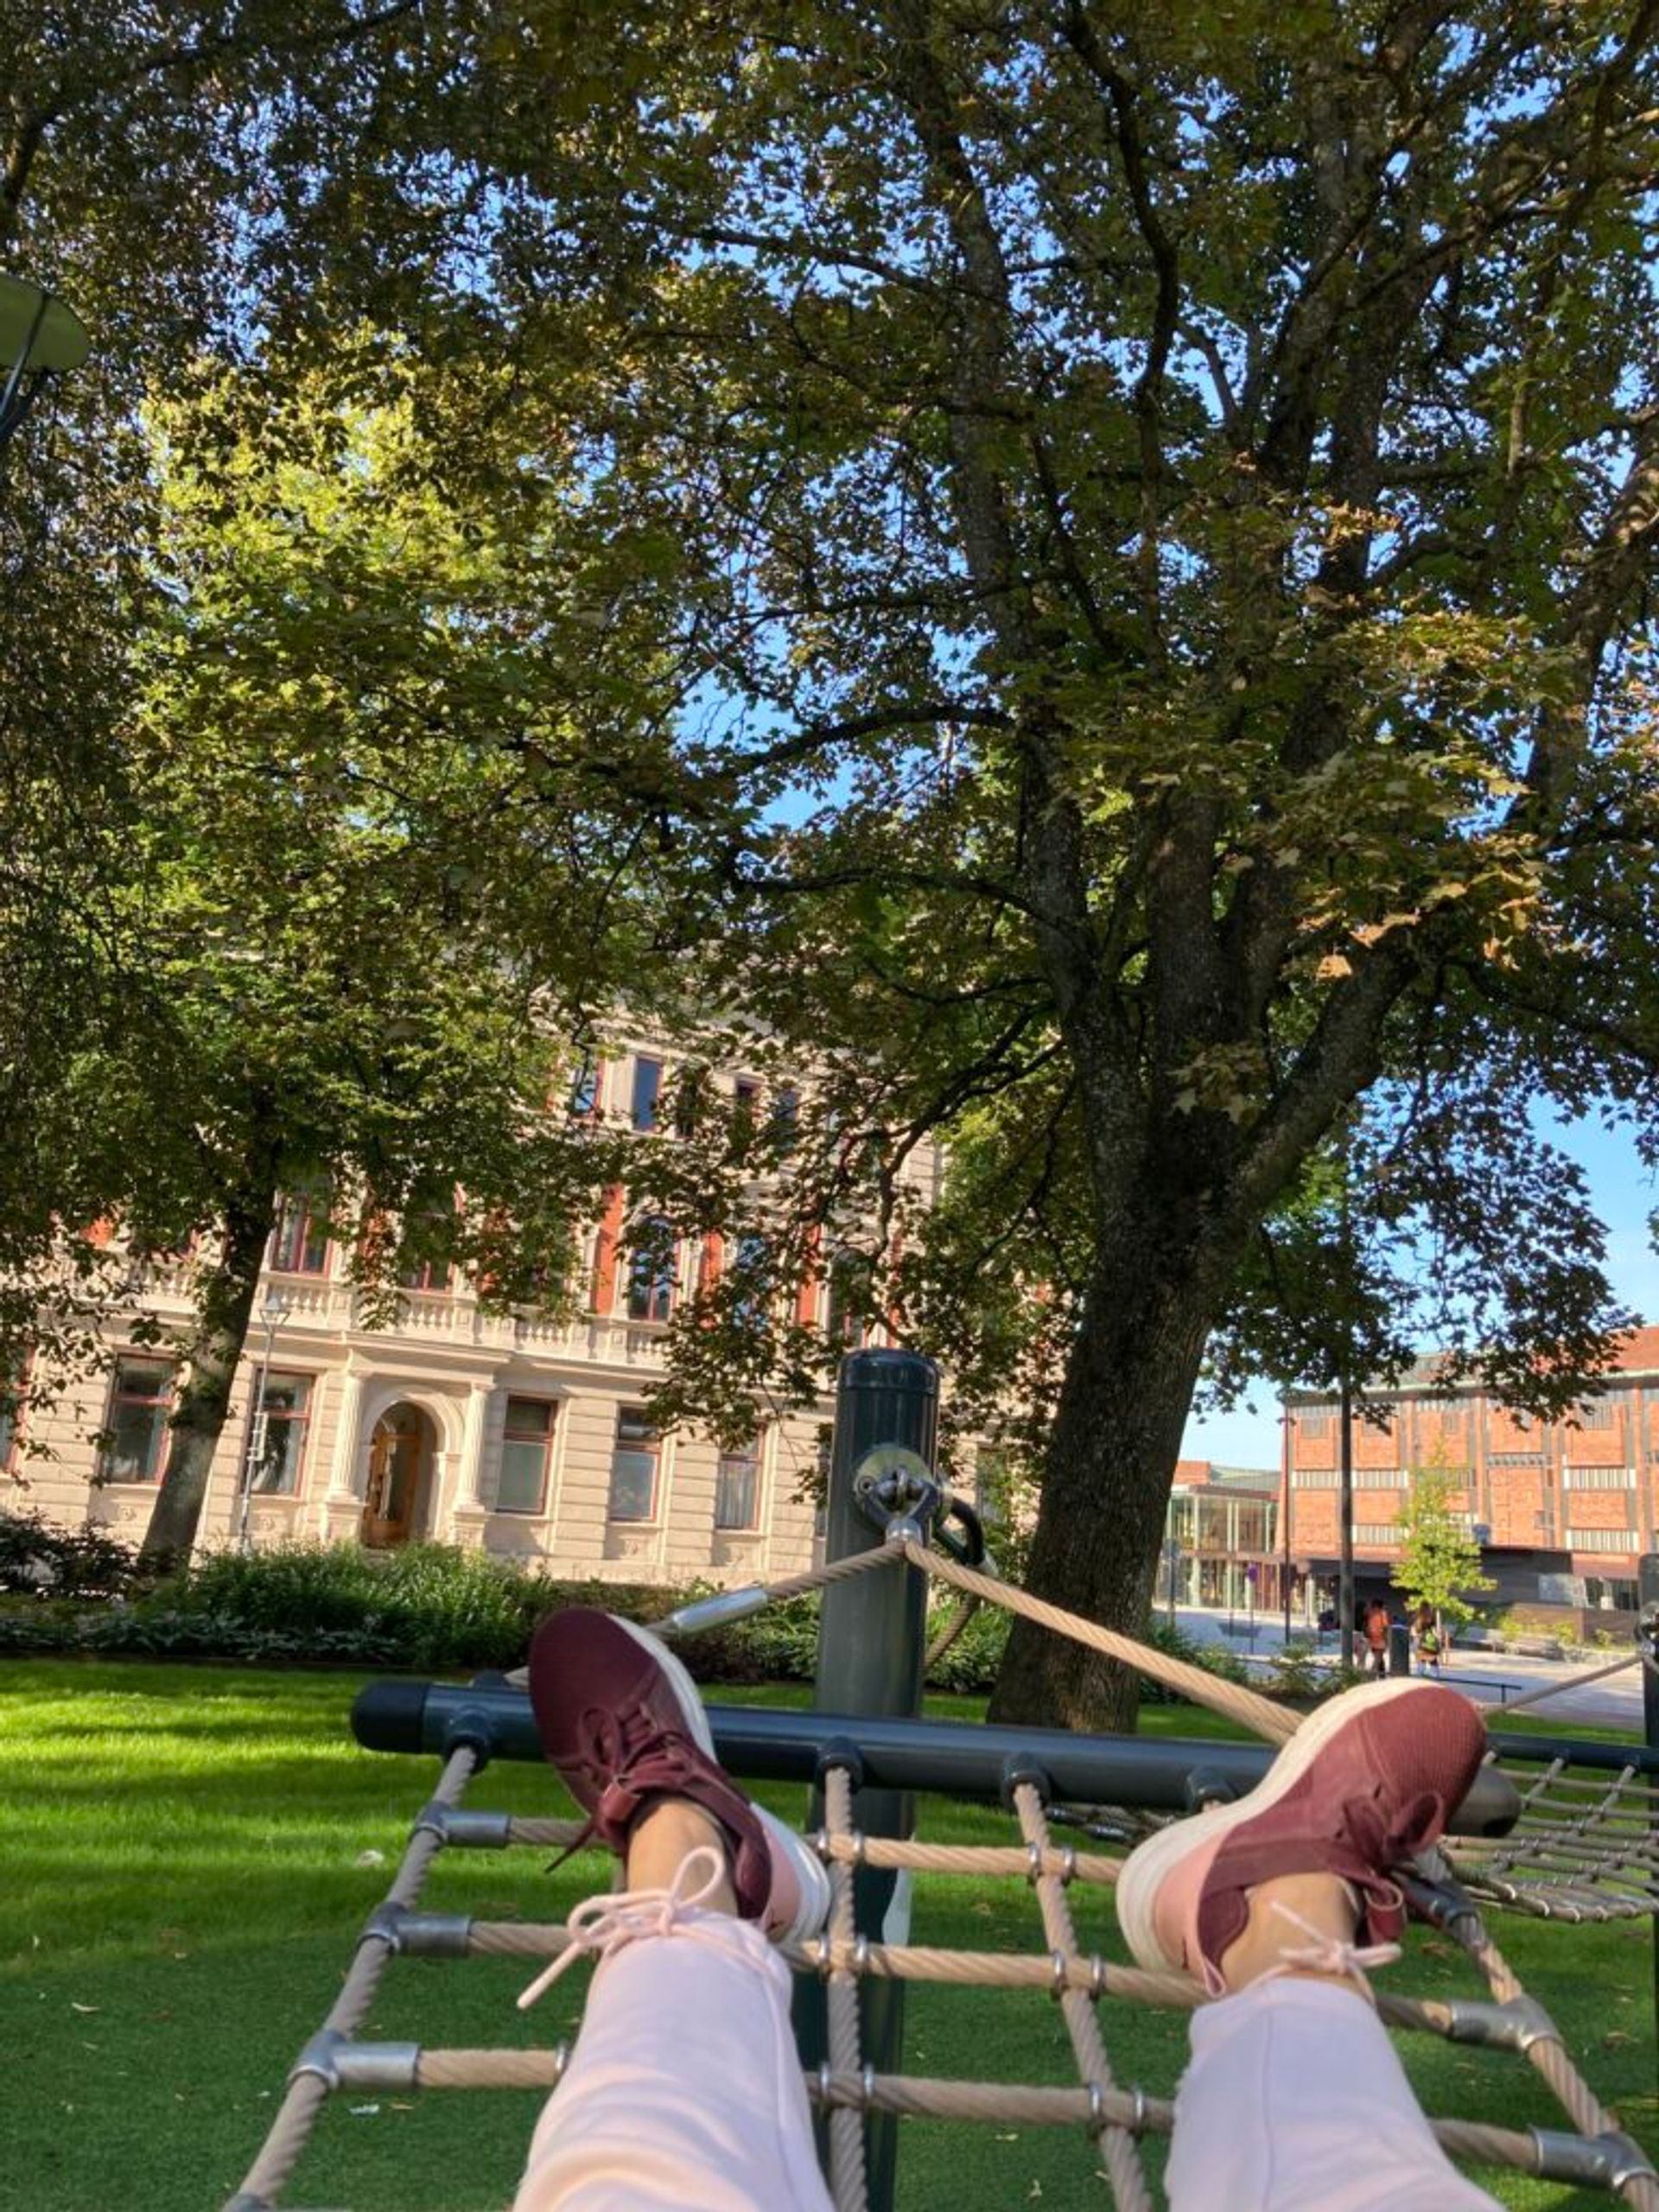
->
xmin=988 ymin=1237 xmax=1217 ymax=1732
xmin=137 ymin=1178 xmax=278 ymax=1573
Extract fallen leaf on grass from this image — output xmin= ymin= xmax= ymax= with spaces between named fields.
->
xmin=68 ymin=2003 xmax=99 ymax=2015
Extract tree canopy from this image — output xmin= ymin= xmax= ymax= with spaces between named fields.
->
xmin=1390 ymin=1464 xmax=1495 ymax=1631
xmin=4 ymin=3 xmax=1659 ymax=1717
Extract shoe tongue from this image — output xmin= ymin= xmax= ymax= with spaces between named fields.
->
xmin=1344 ymin=1789 xmax=1442 ymax=1880
xmin=599 ymin=1748 xmax=772 ymax=1921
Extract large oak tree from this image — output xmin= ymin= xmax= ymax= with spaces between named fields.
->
xmin=282 ymin=0 xmax=1659 ymax=1723
xmin=7 ymin=5 xmax=1659 ymax=1720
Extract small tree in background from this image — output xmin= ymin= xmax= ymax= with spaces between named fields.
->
xmin=1390 ymin=1465 xmax=1494 ymax=1637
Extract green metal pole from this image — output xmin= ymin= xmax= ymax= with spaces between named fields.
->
xmin=1639 ymin=1553 xmax=1659 ymax=2100
xmin=792 ymin=1347 xmax=938 ymax=2211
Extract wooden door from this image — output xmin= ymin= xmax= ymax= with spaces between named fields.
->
xmin=360 ymin=1416 xmax=419 ymax=1548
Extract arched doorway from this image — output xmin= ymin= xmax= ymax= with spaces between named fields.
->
xmin=360 ymin=1403 xmax=435 ymax=1549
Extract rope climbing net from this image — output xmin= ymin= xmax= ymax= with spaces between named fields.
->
xmin=224 ymin=1538 xmax=1659 ymax=2212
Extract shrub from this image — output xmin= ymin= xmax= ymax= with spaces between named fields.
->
xmin=0 ymin=1535 xmax=1281 ymax=1708
xmin=924 ymin=1599 xmax=1009 ymax=1694
xmin=0 ymin=1510 xmax=143 ymax=1600
xmin=1141 ymin=1615 xmax=1254 ymax=1700
xmin=1262 ymin=1642 xmax=1335 ymax=1701
xmin=156 ymin=1541 xmax=563 ymax=1669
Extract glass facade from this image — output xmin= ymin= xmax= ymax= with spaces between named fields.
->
xmin=1157 ymin=1483 xmax=1281 ymax=1616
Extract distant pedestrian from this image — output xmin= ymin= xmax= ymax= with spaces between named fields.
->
xmin=1363 ymin=1600 xmax=1389 ymax=1681
xmin=1412 ymin=1602 xmax=1443 ymax=1676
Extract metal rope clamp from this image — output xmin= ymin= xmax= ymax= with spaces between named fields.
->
xmin=853 ymin=1445 xmax=944 ymax=1544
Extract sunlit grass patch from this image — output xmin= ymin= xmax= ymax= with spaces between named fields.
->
xmin=3 ymin=1659 xmax=1652 ymax=2210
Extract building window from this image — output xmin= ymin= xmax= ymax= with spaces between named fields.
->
xmin=569 ymin=1052 xmax=601 ymax=1117
xmin=269 ymin=1187 xmax=329 ymax=1275
xmin=972 ymin=1444 xmax=1012 ymax=1523
xmin=1296 ymin=1408 xmax=1333 ymax=1441
xmin=1564 ymin=1465 xmax=1637 ymax=1490
xmin=400 ymin=1253 xmax=454 ymax=1294
xmin=770 ymin=1085 xmax=799 ymax=1155
xmin=609 ymin=1407 xmax=659 ymax=1521
xmin=631 ymin=1056 xmax=663 ymax=1132
xmin=499 ymin=1396 xmax=557 ymax=1514
xmin=1573 ymin=1393 xmax=1619 ymax=1431
xmin=399 ymin=1200 xmax=455 ymax=1293
xmin=826 ymin=1249 xmax=873 ymax=1349
xmin=1569 ymin=1527 xmax=1635 ymax=1554
xmin=731 ymin=1233 xmax=770 ymax=1325
xmin=1292 ymin=1466 xmax=1341 ymax=1488
xmin=251 ymin=1373 xmax=313 ymax=1495
xmin=626 ymin=1218 xmax=676 ymax=1324
xmin=814 ymin=1422 xmax=833 ymax=1538
xmin=1353 ymin=1522 xmax=1402 ymax=1545
xmin=101 ymin=1359 xmax=176 ymax=1483
xmin=0 ymin=1354 xmax=29 ymax=1472
xmin=731 ymin=1077 xmax=760 ymax=1155
xmin=1359 ymin=1467 xmax=1409 ymax=1489
xmin=715 ymin=1438 xmax=762 ymax=1530
xmin=672 ymin=1063 xmax=708 ymax=1139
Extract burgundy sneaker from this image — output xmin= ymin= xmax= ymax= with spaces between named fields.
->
xmin=526 ymin=1607 xmax=830 ymax=1944
xmin=1116 ymin=1679 xmax=1486 ymax=1994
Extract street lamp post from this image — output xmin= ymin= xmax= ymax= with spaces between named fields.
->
xmin=235 ymin=1289 xmax=291 ymax=1553
xmin=1338 ymin=1367 xmax=1356 ymax=1670
xmin=0 ymin=272 xmax=91 ymax=451
xmin=1281 ymin=1403 xmax=1294 ymax=1644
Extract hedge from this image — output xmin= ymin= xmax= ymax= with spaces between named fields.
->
xmin=0 ymin=1515 xmax=1260 ymax=1700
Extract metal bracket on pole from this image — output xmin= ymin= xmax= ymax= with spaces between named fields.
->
xmin=851 ymin=1443 xmax=944 ymax=1542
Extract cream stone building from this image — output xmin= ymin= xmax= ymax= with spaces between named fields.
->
xmin=8 ymin=1040 xmax=944 ymax=1585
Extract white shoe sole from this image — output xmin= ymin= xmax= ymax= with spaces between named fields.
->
xmin=1116 ymin=1678 xmax=1448 ymax=1974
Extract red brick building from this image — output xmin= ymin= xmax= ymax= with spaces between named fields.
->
xmin=1282 ymin=1325 xmax=1659 ymax=1618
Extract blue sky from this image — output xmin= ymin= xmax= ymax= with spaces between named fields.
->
xmin=1181 ymin=1114 xmax=1659 ymax=1471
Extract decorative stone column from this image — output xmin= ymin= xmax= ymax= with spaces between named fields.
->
xmin=448 ymin=1380 xmax=494 ymax=1549
xmin=321 ymin=1366 xmax=366 ymax=1542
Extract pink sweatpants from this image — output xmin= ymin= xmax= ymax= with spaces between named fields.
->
xmin=512 ymin=1907 xmax=1502 ymax=2212
xmin=512 ymin=1910 xmax=833 ymax=2212
xmin=1169 ymin=1979 xmax=1503 ymax=2212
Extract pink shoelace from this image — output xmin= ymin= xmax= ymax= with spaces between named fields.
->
xmin=517 ymin=1846 xmax=736 ymax=2012
xmin=1260 ymin=1896 xmax=1402 ymax=2001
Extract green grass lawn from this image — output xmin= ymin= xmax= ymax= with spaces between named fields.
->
xmin=4 ymin=1659 xmax=1655 ymax=2211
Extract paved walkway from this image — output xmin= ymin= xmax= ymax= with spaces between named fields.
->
xmin=1168 ymin=1606 xmax=1650 ymax=1738
xmin=1421 ymin=1648 xmax=1646 ymax=1734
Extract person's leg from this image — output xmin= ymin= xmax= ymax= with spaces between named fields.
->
xmin=513 ymin=1803 xmax=832 ymax=2212
xmin=1118 ymin=1679 xmax=1502 ymax=2212
xmin=1168 ymin=1974 xmax=1501 ymax=2212
xmin=1162 ymin=1866 xmax=1500 ymax=2212
xmin=511 ymin=1611 xmax=834 ymax=2212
